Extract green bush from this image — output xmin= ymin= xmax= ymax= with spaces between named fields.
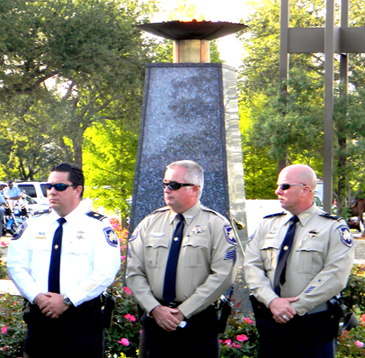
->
xmin=0 ymin=294 xmax=25 ymax=357
xmin=341 ymin=265 xmax=365 ymax=312
xmin=2 ymin=219 xmax=365 ymax=358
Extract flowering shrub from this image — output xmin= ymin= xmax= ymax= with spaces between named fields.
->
xmin=104 ymin=217 xmax=141 ymax=358
xmin=342 ymin=265 xmax=365 ymax=312
xmin=2 ymin=217 xmax=365 ymax=358
xmin=0 ymin=294 xmax=25 ymax=357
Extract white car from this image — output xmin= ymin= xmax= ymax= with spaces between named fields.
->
xmin=14 ymin=181 xmax=49 ymax=205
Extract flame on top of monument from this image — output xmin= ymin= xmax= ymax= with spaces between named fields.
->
xmin=136 ymin=20 xmax=247 ymax=41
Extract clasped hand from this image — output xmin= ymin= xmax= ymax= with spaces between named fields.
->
xmin=269 ymin=297 xmax=299 ymax=324
xmin=34 ymin=292 xmax=70 ymax=319
xmin=151 ymin=305 xmax=184 ymax=332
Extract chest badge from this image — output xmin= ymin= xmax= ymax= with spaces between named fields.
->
xmin=36 ymin=232 xmax=47 ymax=240
xmin=191 ymin=225 xmax=205 ymax=235
xmin=308 ymin=229 xmax=318 ymax=238
xmin=76 ymin=231 xmax=85 ymax=239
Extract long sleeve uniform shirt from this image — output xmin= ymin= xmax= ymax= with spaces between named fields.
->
xmin=7 ymin=204 xmax=121 ymax=306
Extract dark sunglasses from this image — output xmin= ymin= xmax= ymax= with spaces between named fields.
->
xmin=46 ymin=183 xmax=74 ymax=191
xmin=277 ymin=183 xmax=306 ymax=190
xmin=162 ymin=181 xmax=196 ymax=191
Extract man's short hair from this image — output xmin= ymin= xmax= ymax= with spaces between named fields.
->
xmin=50 ymin=163 xmax=84 ymax=198
xmin=167 ymin=160 xmax=204 ymax=198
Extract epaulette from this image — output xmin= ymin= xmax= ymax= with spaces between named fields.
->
xmin=151 ymin=207 xmax=170 ymax=215
xmin=86 ymin=211 xmax=107 ymax=221
xmin=320 ymin=213 xmax=343 ymax=221
xmin=263 ymin=212 xmax=286 ymax=219
xmin=201 ymin=206 xmax=227 ymax=221
xmin=33 ymin=208 xmax=51 ymax=216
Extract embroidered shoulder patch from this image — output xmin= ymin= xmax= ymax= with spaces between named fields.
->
xmin=103 ymin=227 xmax=119 ymax=247
xmin=224 ymin=225 xmax=237 ymax=246
xmin=11 ymin=222 xmax=28 ymax=240
xmin=86 ymin=211 xmax=107 ymax=221
xmin=224 ymin=247 xmax=237 ymax=264
xmin=248 ymin=231 xmax=256 ymax=242
xmin=338 ymin=225 xmax=353 ymax=247
xmin=263 ymin=212 xmax=286 ymax=219
xmin=129 ymin=224 xmax=140 ymax=242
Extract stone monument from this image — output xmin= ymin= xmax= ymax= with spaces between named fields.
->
xmin=129 ymin=21 xmax=250 ymax=311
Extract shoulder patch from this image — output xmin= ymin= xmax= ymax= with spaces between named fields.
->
xmin=338 ymin=225 xmax=353 ymax=247
xmin=11 ymin=222 xmax=28 ymax=240
xmin=263 ymin=212 xmax=286 ymax=219
xmin=33 ymin=208 xmax=51 ymax=216
xmin=129 ymin=224 xmax=141 ymax=242
xmin=103 ymin=227 xmax=119 ymax=247
xmin=223 ymin=225 xmax=237 ymax=246
xmin=320 ymin=213 xmax=342 ymax=221
xmin=86 ymin=211 xmax=107 ymax=221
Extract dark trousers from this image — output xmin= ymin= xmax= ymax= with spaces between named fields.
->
xmin=139 ymin=305 xmax=220 ymax=358
xmin=23 ymin=298 xmax=105 ymax=358
xmin=253 ymin=302 xmax=336 ymax=358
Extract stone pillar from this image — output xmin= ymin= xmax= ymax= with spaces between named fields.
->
xmin=130 ymin=63 xmax=247 ymax=244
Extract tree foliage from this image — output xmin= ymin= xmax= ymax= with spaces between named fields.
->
xmin=0 ymin=0 xmax=158 ymax=181
xmin=239 ymin=0 xmax=365 ymax=208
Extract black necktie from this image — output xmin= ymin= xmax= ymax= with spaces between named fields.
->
xmin=273 ymin=215 xmax=299 ymax=296
xmin=163 ymin=214 xmax=184 ymax=302
xmin=48 ymin=217 xmax=66 ymax=293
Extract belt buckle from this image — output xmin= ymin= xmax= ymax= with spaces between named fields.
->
xmin=168 ymin=302 xmax=178 ymax=308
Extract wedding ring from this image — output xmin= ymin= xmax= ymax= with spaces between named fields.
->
xmin=282 ymin=314 xmax=288 ymax=320
xmin=47 ymin=312 xmax=52 ymax=316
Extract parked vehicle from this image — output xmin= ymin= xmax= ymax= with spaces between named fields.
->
xmin=2 ymin=199 xmax=28 ymax=236
xmin=14 ymin=181 xmax=49 ymax=205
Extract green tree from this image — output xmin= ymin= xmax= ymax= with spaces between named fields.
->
xmin=0 ymin=0 xmax=159 ymax=178
xmin=238 ymin=0 xmax=365 ymax=208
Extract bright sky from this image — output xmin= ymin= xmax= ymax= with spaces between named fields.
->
xmin=152 ymin=0 xmax=250 ymax=68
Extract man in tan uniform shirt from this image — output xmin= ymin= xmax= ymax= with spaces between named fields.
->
xmin=244 ymin=164 xmax=354 ymax=358
xmin=126 ymin=160 xmax=237 ymax=358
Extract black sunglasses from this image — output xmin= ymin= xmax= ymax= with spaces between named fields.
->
xmin=162 ymin=181 xmax=196 ymax=191
xmin=277 ymin=183 xmax=306 ymax=190
xmin=46 ymin=183 xmax=74 ymax=191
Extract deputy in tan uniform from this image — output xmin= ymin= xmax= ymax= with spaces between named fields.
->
xmin=126 ymin=160 xmax=237 ymax=358
xmin=244 ymin=164 xmax=354 ymax=358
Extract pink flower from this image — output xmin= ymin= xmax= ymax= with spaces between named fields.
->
xmin=361 ymin=314 xmax=365 ymax=323
xmin=244 ymin=317 xmax=254 ymax=324
xmin=355 ymin=340 xmax=364 ymax=348
xmin=224 ymin=339 xmax=231 ymax=346
xmin=1 ymin=326 xmax=8 ymax=334
xmin=124 ymin=314 xmax=136 ymax=322
xmin=123 ymin=287 xmax=132 ymax=295
xmin=219 ymin=340 xmax=223 ymax=343
xmin=236 ymin=334 xmax=248 ymax=342
xmin=232 ymin=343 xmax=242 ymax=348
xmin=118 ymin=338 xmax=130 ymax=346
xmin=121 ymin=255 xmax=126 ymax=260
xmin=1 ymin=242 xmax=6 ymax=246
